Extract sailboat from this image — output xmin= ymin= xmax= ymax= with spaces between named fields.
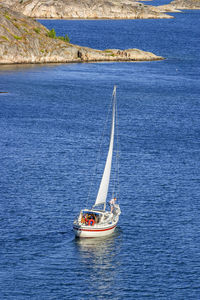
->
xmin=73 ymin=86 xmax=121 ymax=238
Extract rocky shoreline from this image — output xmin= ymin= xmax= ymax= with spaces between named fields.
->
xmin=2 ymin=0 xmax=172 ymax=20
xmin=0 ymin=6 xmax=164 ymax=65
xmin=158 ymin=0 xmax=200 ymax=11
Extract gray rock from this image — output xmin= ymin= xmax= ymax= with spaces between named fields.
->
xmin=0 ymin=5 xmax=163 ymax=64
xmin=159 ymin=0 xmax=200 ymax=11
xmin=2 ymin=0 xmax=172 ymax=19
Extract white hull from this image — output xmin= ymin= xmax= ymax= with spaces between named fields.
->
xmin=73 ymin=223 xmax=117 ymax=238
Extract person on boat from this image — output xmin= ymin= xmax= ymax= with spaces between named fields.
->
xmin=81 ymin=215 xmax=86 ymax=224
xmin=81 ymin=214 xmax=87 ymax=224
xmin=81 ymin=213 xmax=88 ymax=225
xmin=109 ymin=197 xmax=117 ymax=213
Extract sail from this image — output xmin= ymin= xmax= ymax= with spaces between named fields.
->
xmin=93 ymin=86 xmax=116 ymax=209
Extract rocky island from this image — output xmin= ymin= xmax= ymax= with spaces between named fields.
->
xmin=159 ymin=0 xmax=200 ymax=11
xmin=0 ymin=5 xmax=164 ymax=64
xmin=2 ymin=0 xmax=172 ymax=19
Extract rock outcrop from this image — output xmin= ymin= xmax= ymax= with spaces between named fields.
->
xmin=159 ymin=0 xmax=200 ymax=11
xmin=0 ymin=6 xmax=163 ymax=64
xmin=2 ymin=0 xmax=172 ymax=19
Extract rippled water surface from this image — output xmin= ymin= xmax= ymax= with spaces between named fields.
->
xmin=0 ymin=10 xmax=200 ymax=300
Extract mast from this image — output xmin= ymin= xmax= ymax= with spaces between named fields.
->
xmin=93 ymin=86 xmax=116 ymax=210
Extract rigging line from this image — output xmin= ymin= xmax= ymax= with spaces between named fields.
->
xmin=86 ymin=88 xmax=114 ymax=208
xmin=111 ymin=148 xmax=118 ymax=198
xmin=110 ymin=87 xmax=120 ymax=203
xmin=111 ymin=100 xmax=118 ymax=198
xmin=115 ymin=95 xmax=120 ymax=204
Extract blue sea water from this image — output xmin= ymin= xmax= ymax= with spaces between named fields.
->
xmin=142 ymin=0 xmax=173 ymax=6
xmin=0 ymin=10 xmax=200 ymax=300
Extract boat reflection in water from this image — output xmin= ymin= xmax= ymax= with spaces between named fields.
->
xmin=74 ymin=228 xmax=122 ymax=297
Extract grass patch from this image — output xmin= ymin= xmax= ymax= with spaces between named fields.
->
xmin=47 ymin=28 xmax=56 ymax=38
xmin=13 ymin=35 xmax=22 ymax=40
xmin=34 ymin=28 xmax=41 ymax=34
xmin=1 ymin=35 xmax=9 ymax=41
xmin=47 ymin=28 xmax=70 ymax=43
xmin=5 ymin=14 xmax=11 ymax=20
xmin=14 ymin=23 xmax=20 ymax=30
xmin=104 ymin=50 xmax=115 ymax=56
xmin=57 ymin=34 xmax=70 ymax=42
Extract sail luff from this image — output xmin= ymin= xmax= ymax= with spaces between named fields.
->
xmin=93 ymin=86 xmax=116 ymax=209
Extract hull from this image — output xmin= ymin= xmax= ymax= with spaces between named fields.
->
xmin=73 ymin=223 xmax=117 ymax=238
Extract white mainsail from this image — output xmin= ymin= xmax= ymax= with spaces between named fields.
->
xmin=93 ymin=86 xmax=116 ymax=209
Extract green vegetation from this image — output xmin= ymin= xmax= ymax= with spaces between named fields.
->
xmin=5 ymin=14 xmax=11 ymax=20
xmin=47 ymin=28 xmax=70 ymax=43
xmin=1 ymin=35 xmax=9 ymax=41
xmin=0 ymin=24 xmax=11 ymax=34
xmin=14 ymin=23 xmax=20 ymax=29
xmin=34 ymin=27 xmax=41 ymax=34
xmin=104 ymin=50 xmax=115 ymax=56
xmin=13 ymin=35 xmax=22 ymax=40
xmin=57 ymin=34 xmax=70 ymax=42
xmin=47 ymin=28 xmax=56 ymax=38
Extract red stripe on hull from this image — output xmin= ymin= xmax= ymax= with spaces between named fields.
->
xmin=73 ymin=224 xmax=116 ymax=232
